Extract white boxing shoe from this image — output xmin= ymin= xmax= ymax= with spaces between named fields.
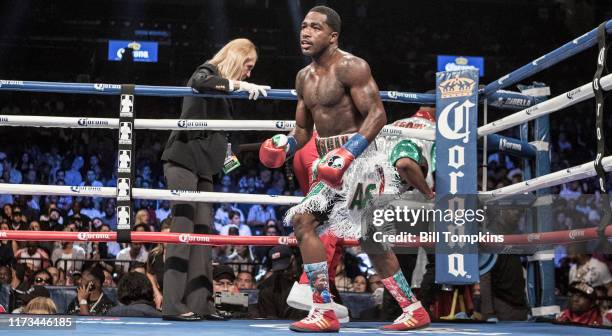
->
xmin=286 ymin=281 xmax=350 ymax=323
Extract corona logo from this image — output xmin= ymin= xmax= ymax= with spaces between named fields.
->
xmin=455 ymin=56 xmax=468 ymax=65
xmin=178 ymin=234 xmax=210 ymax=243
xmin=94 ymin=83 xmax=121 ymax=91
xmin=127 ymin=41 xmax=141 ymax=51
xmin=438 ymin=76 xmax=475 ymax=98
xmin=77 ymin=232 xmax=111 ymax=240
xmin=569 ymin=229 xmax=585 ymax=240
xmin=0 ymin=80 xmax=24 ymax=87
xmin=78 ymin=118 xmax=109 ymax=127
xmin=566 ymin=88 xmax=581 ymax=100
xmin=526 ymin=233 xmax=541 ymax=242
xmin=177 ymin=120 xmax=208 ymax=128
xmin=170 ymin=190 xmax=200 ymax=196
xmin=70 ymin=186 xmax=102 ymax=193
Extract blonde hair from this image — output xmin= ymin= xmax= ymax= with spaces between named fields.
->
xmin=207 ymin=38 xmax=257 ymax=80
xmin=23 ymin=297 xmax=57 ymax=314
xmin=135 ymin=209 xmax=149 ymax=225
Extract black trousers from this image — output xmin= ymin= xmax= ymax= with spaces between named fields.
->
xmin=162 ymin=162 xmax=214 ymax=316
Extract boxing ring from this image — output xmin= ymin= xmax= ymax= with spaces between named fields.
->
xmin=0 ymin=19 xmax=611 ymax=335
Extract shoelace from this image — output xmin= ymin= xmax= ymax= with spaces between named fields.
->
xmin=394 ymin=310 xmax=413 ymax=324
xmin=303 ymin=308 xmax=324 ymax=324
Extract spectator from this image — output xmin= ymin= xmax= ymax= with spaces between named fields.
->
xmin=47 ymin=208 xmax=64 ymax=230
xmin=31 ymin=269 xmax=53 ymax=286
xmin=214 ymin=203 xmax=245 ymax=230
xmin=107 ymin=271 xmax=161 ymax=317
xmin=213 ymin=265 xmax=238 ymax=294
xmin=253 ymin=223 xmax=280 ymax=263
xmin=23 ymin=296 xmax=57 ymax=314
xmin=216 ymin=175 xmax=236 ymax=193
xmin=567 ymin=243 xmax=612 ymax=296
xmin=2 ymin=204 xmax=12 ymax=222
xmin=45 ymin=266 xmax=61 ymax=286
xmin=51 ymin=241 xmax=86 ymax=274
xmin=80 ymin=169 xmax=103 ymax=187
xmin=255 ymin=246 xmax=303 ymax=319
xmin=0 ymin=265 xmax=11 ymax=285
xmin=103 ymin=269 xmax=116 ymax=288
xmin=80 ymin=198 xmax=104 ymax=221
xmin=556 ymin=282 xmax=602 ymax=326
xmin=12 ymin=285 xmax=51 ymax=314
xmin=66 ymin=266 xmax=115 ymax=315
xmin=116 ymin=225 xmax=149 ymax=273
xmin=0 ymin=222 xmax=15 ymax=266
xmin=246 ymin=204 xmax=276 ymax=227
xmin=11 ymin=207 xmax=27 ymax=230
xmin=8 ymin=263 xmax=30 ymax=312
xmin=334 ymin=262 xmax=352 ymax=292
xmin=135 ymin=209 xmax=150 ymax=227
xmin=352 ymin=274 xmax=368 ymax=293
xmin=101 ymin=201 xmax=117 ymax=229
xmin=155 ymin=200 xmax=171 ymax=223
xmin=64 ymin=156 xmax=84 ymax=186
xmin=266 ymin=174 xmax=286 ymax=196
xmin=99 ymin=224 xmax=121 ymax=257
xmin=560 ymin=181 xmax=582 ymax=201
xmin=219 ymin=210 xmax=251 ymax=236
xmin=15 ymin=241 xmax=50 ymax=271
xmin=236 ymin=271 xmax=254 ymax=290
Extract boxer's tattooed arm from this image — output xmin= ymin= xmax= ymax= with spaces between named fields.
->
xmin=294 ymin=68 xmax=314 ymax=149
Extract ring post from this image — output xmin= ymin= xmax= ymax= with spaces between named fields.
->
xmin=434 ymin=69 xmax=480 ymax=285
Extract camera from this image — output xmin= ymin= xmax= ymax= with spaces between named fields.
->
xmin=214 ymin=292 xmax=248 ymax=317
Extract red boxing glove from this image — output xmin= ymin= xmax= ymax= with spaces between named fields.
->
xmin=315 ymin=147 xmax=355 ymax=189
xmin=259 ymin=134 xmax=296 ymax=168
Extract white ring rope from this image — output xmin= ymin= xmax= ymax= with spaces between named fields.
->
xmin=483 ymin=155 xmax=612 ymax=200
xmin=0 ymin=151 xmax=609 ymax=206
xmin=478 ymin=73 xmax=612 ymax=136
xmin=0 ymin=183 xmax=302 ymax=205
xmin=0 ymin=117 xmax=436 ymax=141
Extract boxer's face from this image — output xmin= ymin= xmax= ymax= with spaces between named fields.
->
xmin=300 ymin=12 xmax=335 ymax=57
xmin=313 ymin=273 xmax=327 ymax=291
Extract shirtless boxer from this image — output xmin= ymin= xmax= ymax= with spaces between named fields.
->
xmin=259 ymin=6 xmax=430 ymax=332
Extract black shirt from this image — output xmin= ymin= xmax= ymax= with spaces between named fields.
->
xmin=66 ymin=292 xmax=116 ymax=315
xmin=161 ymin=63 xmax=233 ymax=176
xmin=107 ymin=301 xmax=162 ymax=317
xmin=0 ymin=242 xmax=14 ymax=267
xmin=256 ymin=272 xmax=305 ymax=320
xmin=491 ymin=255 xmax=528 ymax=307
